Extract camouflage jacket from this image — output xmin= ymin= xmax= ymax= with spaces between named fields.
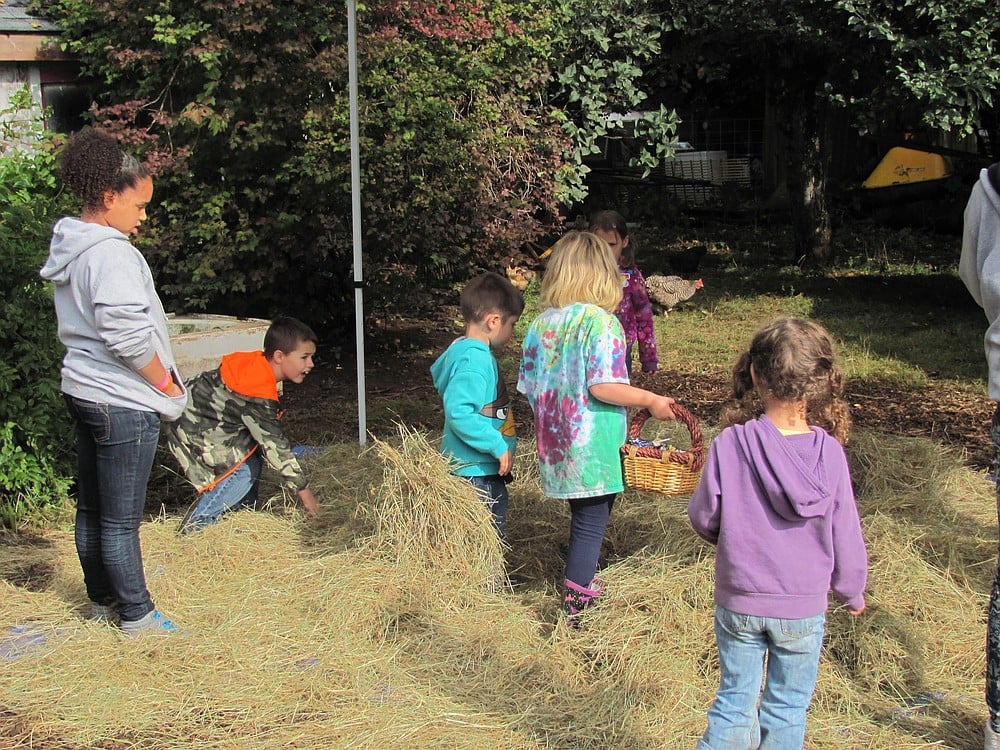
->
xmin=165 ymin=350 xmax=308 ymax=493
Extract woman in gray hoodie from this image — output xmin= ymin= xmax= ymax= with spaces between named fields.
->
xmin=960 ymin=162 xmax=1000 ymax=750
xmin=39 ymin=129 xmax=187 ymax=636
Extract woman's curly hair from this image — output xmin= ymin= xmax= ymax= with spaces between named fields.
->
xmin=720 ymin=317 xmax=851 ymax=444
xmin=58 ymin=129 xmax=149 ymax=210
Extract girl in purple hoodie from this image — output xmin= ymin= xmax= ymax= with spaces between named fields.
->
xmin=688 ymin=317 xmax=868 ymax=750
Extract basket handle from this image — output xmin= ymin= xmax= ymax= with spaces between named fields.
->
xmin=628 ymin=403 xmax=706 ymax=472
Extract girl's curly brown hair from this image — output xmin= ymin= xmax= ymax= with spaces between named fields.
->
xmin=58 ymin=129 xmax=149 ymax=211
xmin=720 ymin=317 xmax=851 ymax=444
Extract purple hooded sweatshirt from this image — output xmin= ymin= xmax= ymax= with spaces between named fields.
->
xmin=688 ymin=416 xmax=868 ymax=619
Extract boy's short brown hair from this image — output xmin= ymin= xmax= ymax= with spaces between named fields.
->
xmin=460 ymin=272 xmax=524 ymax=324
xmin=264 ymin=317 xmax=318 ymax=358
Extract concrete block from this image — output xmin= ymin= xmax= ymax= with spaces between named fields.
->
xmin=168 ymin=314 xmax=270 ymax=377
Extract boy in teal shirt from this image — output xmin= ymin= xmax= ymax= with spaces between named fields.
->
xmin=430 ymin=272 xmax=524 ymax=537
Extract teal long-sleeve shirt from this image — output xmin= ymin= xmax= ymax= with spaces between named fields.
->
xmin=430 ymin=337 xmax=516 ymax=476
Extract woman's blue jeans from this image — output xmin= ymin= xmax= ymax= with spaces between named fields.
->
xmin=698 ymin=606 xmax=825 ymax=750
xmin=65 ymin=396 xmax=159 ymax=623
xmin=986 ymin=405 xmax=1000 ymax=732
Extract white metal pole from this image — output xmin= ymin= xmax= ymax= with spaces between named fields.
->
xmin=347 ymin=0 xmax=367 ymax=445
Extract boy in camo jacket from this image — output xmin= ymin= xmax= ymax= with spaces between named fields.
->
xmin=166 ymin=316 xmax=321 ymax=534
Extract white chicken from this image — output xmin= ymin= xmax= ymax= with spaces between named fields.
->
xmin=645 ymin=275 xmax=704 ymax=314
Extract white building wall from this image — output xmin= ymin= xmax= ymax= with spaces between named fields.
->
xmin=0 ymin=62 xmax=43 ymax=128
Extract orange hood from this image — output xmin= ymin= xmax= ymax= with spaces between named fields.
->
xmin=219 ymin=351 xmax=279 ymax=401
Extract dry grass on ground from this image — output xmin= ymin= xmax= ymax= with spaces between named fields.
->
xmin=0 ymin=426 xmax=995 ymax=749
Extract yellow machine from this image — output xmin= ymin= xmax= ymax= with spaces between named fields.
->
xmin=861 ymin=146 xmax=952 ymax=189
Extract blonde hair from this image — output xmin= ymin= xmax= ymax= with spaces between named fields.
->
xmin=721 ymin=317 xmax=852 ymax=444
xmin=539 ymin=231 xmax=623 ymax=313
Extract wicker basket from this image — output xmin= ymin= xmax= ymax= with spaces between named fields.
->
xmin=621 ymin=403 xmax=706 ymax=496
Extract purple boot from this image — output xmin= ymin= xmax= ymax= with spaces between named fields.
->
xmin=561 ymin=578 xmax=604 ymax=626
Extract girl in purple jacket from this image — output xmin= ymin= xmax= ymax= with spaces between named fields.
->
xmin=688 ymin=317 xmax=868 ymax=750
xmin=589 ymin=211 xmax=658 ymax=375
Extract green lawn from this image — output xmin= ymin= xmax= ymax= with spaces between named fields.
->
xmin=512 ymin=220 xmax=985 ymax=392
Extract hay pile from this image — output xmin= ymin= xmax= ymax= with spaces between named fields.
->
xmin=0 ymin=426 xmax=995 ymax=748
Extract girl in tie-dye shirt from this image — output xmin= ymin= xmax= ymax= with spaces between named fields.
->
xmin=518 ymin=231 xmax=678 ymax=624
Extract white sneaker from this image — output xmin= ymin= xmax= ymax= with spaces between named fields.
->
xmin=986 ymin=721 xmax=1000 ymax=750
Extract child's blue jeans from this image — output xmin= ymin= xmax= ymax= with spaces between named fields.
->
xmin=181 ymin=452 xmax=263 ymax=532
xmin=467 ymin=475 xmax=509 ymax=538
xmin=697 ymin=606 xmax=825 ymax=750
xmin=565 ymin=494 xmax=615 ymax=587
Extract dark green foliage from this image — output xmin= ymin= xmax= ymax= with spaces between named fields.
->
xmin=0 ymin=90 xmax=74 ymax=527
xmin=651 ymin=0 xmax=1000 ymax=262
xmin=40 ymin=0 xmax=675 ymax=329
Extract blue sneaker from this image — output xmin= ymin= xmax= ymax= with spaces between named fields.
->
xmin=119 ymin=609 xmax=178 ymax=637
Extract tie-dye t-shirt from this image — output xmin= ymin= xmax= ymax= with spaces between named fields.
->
xmin=517 ymin=303 xmax=630 ymax=499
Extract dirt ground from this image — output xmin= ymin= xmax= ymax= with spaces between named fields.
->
xmin=282 ymin=314 xmax=996 ymax=473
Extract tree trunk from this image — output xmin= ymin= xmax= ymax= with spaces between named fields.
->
xmin=782 ymin=94 xmax=834 ymax=264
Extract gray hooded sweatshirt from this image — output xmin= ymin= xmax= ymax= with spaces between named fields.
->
xmin=39 ymin=217 xmax=187 ymax=420
xmin=960 ymin=165 xmax=1000 ymax=400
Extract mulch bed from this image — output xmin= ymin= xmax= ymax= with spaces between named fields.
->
xmin=641 ymin=369 xmax=994 ymax=472
xmin=284 ymin=323 xmax=995 ymax=473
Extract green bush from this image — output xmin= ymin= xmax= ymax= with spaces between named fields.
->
xmin=0 ymin=88 xmax=74 ymax=527
xmin=0 ymin=422 xmax=72 ymax=528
